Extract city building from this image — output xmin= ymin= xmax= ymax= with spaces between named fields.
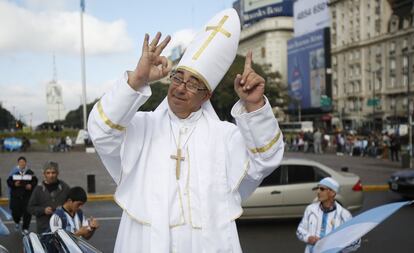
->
xmin=329 ymin=0 xmax=414 ymax=132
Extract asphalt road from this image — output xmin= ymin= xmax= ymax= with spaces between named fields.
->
xmin=0 ymin=151 xmax=403 ymax=198
xmin=0 ymin=191 xmax=412 ymax=253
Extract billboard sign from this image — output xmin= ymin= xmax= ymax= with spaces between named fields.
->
xmin=287 ymin=28 xmax=331 ymax=110
xmin=293 ymin=0 xmax=330 ymax=36
xmin=243 ymin=0 xmax=293 ymax=25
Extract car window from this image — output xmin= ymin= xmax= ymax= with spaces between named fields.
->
xmin=260 ymin=166 xmax=282 ymax=186
xmin=286 ymin=165 xmax=315 ymax=184
xmin=314 ymin=167 xmax=330 ymax=181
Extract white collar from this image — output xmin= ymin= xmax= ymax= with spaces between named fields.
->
xmin=168 ymin=106 xmax=203 ymax=126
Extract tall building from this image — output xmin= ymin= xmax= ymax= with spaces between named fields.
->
xmin=236 ymin=0 xmax=294 ymax=84
xmin=238 ymin=16 xmax=294 ymax=81
xmin=329 ymin=0 xmax=414 ymax=131
xmin=46 ymin=57 xmax=65 ymax=122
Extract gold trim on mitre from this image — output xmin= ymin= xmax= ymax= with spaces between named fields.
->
xmin=176 ymin=66 xmax=212 ymax=92
xmin=250 ymin=131 xmax=281 ymax=154
xmin=97 ymin=100 xmax=126 ymax=131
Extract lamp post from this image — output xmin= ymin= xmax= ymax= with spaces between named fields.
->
xmin=80 ymin=0 xmax=87 ymax=130
xmin=403 ymin=48 xmax=413 ymax=168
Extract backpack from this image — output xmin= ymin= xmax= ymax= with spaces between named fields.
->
xmin=54 ymin=207 xmax=84 ymax=232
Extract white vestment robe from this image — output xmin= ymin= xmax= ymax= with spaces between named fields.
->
xmin=88 ymin=73 xmax=284 ymax=253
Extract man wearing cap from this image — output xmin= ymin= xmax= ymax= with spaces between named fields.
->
xmin=28 ymin=161 xmax=70 ymax=233
xmin=297 ymin=177 xmax=360 ymax=253
xmin=88 ymin=8 xmax=284 ymax=253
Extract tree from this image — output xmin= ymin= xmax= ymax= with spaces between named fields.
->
xmin=63 ymin=100 xmax=97 ymax=129
xmin=211 ymin=54 xmax=284 ymax=121
xmin=0 ymin=105 xmax=16 ymax=131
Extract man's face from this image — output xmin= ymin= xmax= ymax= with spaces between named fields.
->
xmin=18 ymin=159 xmax=26 ymax=169
xmin=44 ymin=169 xmax=58 ymax=184
xmin=167 ymin=70 xmax=211 ymax=118
xmin=317 ymin=186 xmax=335 ymax=202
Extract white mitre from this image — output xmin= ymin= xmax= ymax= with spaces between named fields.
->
xmin=176 ymin=8 xmax=241 ymax=91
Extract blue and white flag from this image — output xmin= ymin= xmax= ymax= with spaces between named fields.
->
xmin=313 ymin=201 xmax=413 ymax=253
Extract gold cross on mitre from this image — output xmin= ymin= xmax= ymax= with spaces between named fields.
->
xmin=170 ymin=148 xmax=185 ymax=180
xmin=192 ymin=15 xmax=232 ymax=60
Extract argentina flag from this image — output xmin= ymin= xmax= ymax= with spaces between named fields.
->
xmin=313 ymin=201 xmax=413 ymax=253
xmin=0 ymin=207 xmax=11 ymax=236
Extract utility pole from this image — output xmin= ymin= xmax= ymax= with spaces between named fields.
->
xmin=80 ymin=0 xmax=87 ymax=130
xmin=406 ymin=50 xmax=413 ymax=169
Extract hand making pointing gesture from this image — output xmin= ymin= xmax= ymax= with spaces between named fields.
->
xmin=128 ymin=32 xmax=172 ymax=90
xmin=234 ymin=50 xmax=266 ymax=112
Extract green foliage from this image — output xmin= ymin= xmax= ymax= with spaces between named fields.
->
xmin=0 ymin=105 xmax=16 ymax=130
xmin=63 ymin=100 xmax=98 ymax=129
xmin=211 ymin=54 xmax=281 ymax=121
xmin=140 ymin=81 xmax=169 ymax=111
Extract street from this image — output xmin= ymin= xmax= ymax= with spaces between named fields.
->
xmin=0 ymin=151 xmax=411 ymax=252
xmin=0 ymin=191 xmax=412 ymax=252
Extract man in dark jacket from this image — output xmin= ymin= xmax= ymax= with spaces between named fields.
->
xmin=28 ymin=161 xmax=70 ymax=233
xmin=6 ymin=156 xmax=38 ymax=233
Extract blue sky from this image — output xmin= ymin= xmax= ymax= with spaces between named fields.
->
xmin=0 ymin=0 xmax=234 ymax=126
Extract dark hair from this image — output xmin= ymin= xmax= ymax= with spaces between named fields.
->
xmin=17 ymin=156 xmax=26 ymax=162
xmin=43 ymin=161 xmax=59 ymax=173
xmin=66 ymin=186 xmax=87 ymax=203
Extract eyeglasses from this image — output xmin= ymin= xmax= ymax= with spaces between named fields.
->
xmin=170 ymin=72 xmax=208 ymax=94
xmin=317 ymin=187 xmax=330 ymax=192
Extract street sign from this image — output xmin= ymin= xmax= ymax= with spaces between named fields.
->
xmin=320 ymin=95 xmax=331 ymax=107
xmin=367 ymin=98 xmax=380 ymax=106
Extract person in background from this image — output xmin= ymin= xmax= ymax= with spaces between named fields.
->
xmin=6 ymin=156 xmax=38 ymax=234
xmin=49 ymin=187 xmax=99 ymax=240
xmin=296 ymin=177 xmax=360 ymax=253
xmin=28 ymin=161 xmax=70 ymax=233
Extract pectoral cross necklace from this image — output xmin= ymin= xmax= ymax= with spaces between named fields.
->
xmin=170 ymin=125 xmax=196 ymax=180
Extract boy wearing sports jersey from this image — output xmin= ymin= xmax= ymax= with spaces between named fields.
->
xmin=49 ymin=186 xmax=99 ymax=239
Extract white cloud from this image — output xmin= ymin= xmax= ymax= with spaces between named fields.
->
xmin=163 ymin=29 xmax=196 ymax=58
xmin=0 ymin=1 xmax=133 ymax=55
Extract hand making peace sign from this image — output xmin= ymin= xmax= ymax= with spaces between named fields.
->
xmin=234 ymin=50 xmax=266 ymax=112
xmin=128 ymin=32 xmax=172 ymax=90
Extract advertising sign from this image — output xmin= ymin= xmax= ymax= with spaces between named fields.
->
xmin=293 ymin=0 xmax=330 ymax=36
xmin=243 ymin=0 xmax=293 ymax=25
xmin=287 ymin=28 xmax=331 ymax=110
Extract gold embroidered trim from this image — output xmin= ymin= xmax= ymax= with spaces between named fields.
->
xmin=231 ymin=209 xmax=244 ymax=221
xmin=249 ymin=131 xmax=281 ymax=154
xmin=97 ymin=100 xmax=126 ymax=131
xmin=169 ymin=183 xmax=186 ymax=228
xmin=176 ymin=66 xmax=211 ymax=91
xmin=192 ymin=15 xmax=231 ymax=61
xmin=232 ymin=160 xmax=249 ymax=192
xmin=186 ymin=147 xmax=202 ymax=229
xmin=113 ymin=197 xmax=151 ymax=226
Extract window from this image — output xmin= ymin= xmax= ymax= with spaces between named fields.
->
xmin=403 ymin=38 xmax=408 ymax=50
xmin=260 ymin=166 xmax=282 ymax=186
xmin=390 ymin=42 xmax=396 ymax=54
xmin=286 ymin=165 xmax=316 ymax=184
xmin=403 ymin=75 xmax=408 ymax=87
xmin=261 ymin=47 xmax=266 ymax=58
xmin=390 ymin=76 xmax=396 ymax=88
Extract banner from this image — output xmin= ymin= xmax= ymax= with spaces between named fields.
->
xmin=293 ymin=0 xmax=330 ymax=36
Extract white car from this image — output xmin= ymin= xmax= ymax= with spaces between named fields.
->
xmin=241 ymin=158 xmax=364 ymax=219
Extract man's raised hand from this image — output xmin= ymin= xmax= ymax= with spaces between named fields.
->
xmin=234 ymin=50 xmax=265 ymax=112
xmin=128 ymin=32 xmax=172 ymax=90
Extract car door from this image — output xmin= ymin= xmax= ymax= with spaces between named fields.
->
xmin=242 ymin=166 xmax=285 ymax=218
xmin=281 ymin=164 xmax=321 ymax=217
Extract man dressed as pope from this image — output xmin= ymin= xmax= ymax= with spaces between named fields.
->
xmin=88 ymin=8 xmax=284 ymax=253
